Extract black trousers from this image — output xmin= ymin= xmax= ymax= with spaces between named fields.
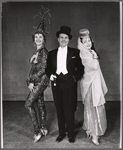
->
xmin=51 ymin=73 xmax=77 ymax=138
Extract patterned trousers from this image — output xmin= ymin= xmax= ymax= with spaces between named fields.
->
xmin=25 ymin=75 xmax=49 ymax=135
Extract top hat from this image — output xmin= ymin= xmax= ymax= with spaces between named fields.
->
xmin=56 ymin=26 xmax=72 ymax=40
xmin=79 ymin=29 xmax=89 ymax=38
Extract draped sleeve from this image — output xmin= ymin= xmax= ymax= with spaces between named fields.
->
xmin=78 ymin=38 xmax=108 ymax=106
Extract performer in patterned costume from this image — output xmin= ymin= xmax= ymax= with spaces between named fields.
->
xmin=25 ymin=6 xmax=50 ymax=143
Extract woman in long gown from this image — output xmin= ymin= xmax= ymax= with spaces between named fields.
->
xmin=77 ymin=29 xmax=108 ymax=145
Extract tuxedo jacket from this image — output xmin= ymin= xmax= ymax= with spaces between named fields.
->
xmin=46 ymin=47 xmax=84 ymax=81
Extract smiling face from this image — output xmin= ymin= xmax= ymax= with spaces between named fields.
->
xmin=81 ymin=36 xmax=92 ymax=50
xmin=58 ymin=33 xmax=70 ymax=48
xmin=34 ymin=33 xmax=44 ymax=46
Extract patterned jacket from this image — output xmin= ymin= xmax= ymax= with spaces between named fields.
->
xmin=27 ymin=47 xmax=49 ymax=86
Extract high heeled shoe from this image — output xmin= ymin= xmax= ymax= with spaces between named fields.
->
xmin=86 ymin=131 xmax=91 ymax=139
xmin=33 ymin=133 xmax=42 ymax=143
xmin=92 ymin=136 xmax=99 ymax=145
xmin=40 ymin=128 xmax=48 ymax=136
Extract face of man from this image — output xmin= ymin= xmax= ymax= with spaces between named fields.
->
xmin=58 ymin=33 xmax=70 ymax=48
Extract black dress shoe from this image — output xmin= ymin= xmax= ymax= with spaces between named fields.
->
xmin=56 ymin=134 xmax=66 ymax=142
xmin=68 ymin=137 xmax=75 ymax=143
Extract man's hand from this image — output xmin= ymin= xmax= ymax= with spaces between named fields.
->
xmin=50 ymin=74 xmax=57 ymax=81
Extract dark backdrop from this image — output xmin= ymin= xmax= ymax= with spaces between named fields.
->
xmin=2 ymin=1 xmax=120 ymax=101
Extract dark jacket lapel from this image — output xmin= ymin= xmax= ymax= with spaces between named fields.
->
xmin=53 ymin=49 xmax=58 ymax=67
xmin=67 ymin=47 xmax=73 ymax=64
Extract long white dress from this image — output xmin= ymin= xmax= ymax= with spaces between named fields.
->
xmin=78 ymin=38 xmax=108 ymax=137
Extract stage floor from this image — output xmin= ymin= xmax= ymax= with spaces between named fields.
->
xmin=2 ymin=101 xmax=121 ymax=148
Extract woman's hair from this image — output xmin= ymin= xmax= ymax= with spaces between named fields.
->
xmin=32 ymin=31 xmax=46 ymax=43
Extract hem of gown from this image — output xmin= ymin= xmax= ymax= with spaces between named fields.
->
xmin=82 ymin=84 xmax=107 ymax=137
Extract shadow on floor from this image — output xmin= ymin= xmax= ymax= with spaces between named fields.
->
xmin=2 ymin=101 xmax=121 ymax=148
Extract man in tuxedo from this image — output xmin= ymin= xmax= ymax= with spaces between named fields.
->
xmin=46 ymin=26 xmax=84 ymax=143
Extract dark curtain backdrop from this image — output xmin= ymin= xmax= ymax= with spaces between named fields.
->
xmin=2 ymin=2 xmax=120 ymax=101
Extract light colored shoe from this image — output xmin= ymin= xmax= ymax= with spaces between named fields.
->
xmin=41 ymin=128 xmax=48 ymax=136
xmin=34 ymin=133 xmax=42 ymax=143
xmin=86 ymin=130 xmax=91 ymax=139
xmin=92 ymin=136 xmax=99 ymax=145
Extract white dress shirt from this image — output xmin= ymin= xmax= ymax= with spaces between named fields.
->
xmin=56 ymin=46 xmax=68 ymax=75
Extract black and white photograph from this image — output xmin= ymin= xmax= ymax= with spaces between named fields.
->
xmin=0 ymin=0 xmax=122 ymax=149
